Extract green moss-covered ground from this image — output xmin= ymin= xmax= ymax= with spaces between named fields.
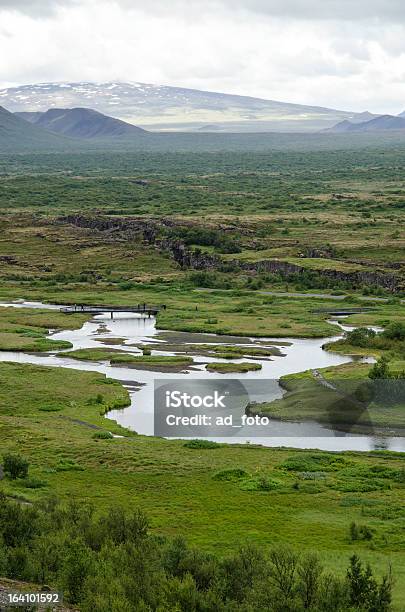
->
xmin=0 ymin=307 xmax=88 ymax=352
xmin=206 ymin=361 xmax=262 ymax=373
xmin=60 ymin=348 xmax=194 ymax=369
xmin=0 ymin=149 xmax=405 ymax=607
xmin=1 ymin=361 xmax=405 ymax=607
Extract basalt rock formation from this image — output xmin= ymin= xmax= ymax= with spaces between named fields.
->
xmin=58 ymin=214 xmax=401 ymax=292
xmin=236 ymin=259 xmax=400 ymax=293
xmin=58 ymin=214 xmax=220 ymax=269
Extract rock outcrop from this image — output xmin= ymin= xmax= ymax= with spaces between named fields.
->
xmin=58 ymin=214 xmax=402 ymax=292
xmin=235 ymin=259 xmax=400 ymax=292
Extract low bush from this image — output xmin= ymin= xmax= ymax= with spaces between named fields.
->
xmin=280 ymin=453 xmax=347 ymax=473
xmin=350 ymin=522 xmax=373 ymax=542
xmin=183 ymin=439 xmax=222 ymax=449
xmin=55 ymin=459 xmax=84 ymax=472
xmin=92 ymin=431 xmax=113 ymax=440
xmin=239 ymin=476 xmax=282 ymax=491
xmin=19 ymin=478 xmax=48 ymax=489
xmin=8 ymin=504 xmax=380 ymax=612
xmin=213 ymin=468 xmax=250 ymax=481
xmin=3 ymin=454 xmax=29 ymax=480
xmin=38 ymin=403 xmax=64 ymax=412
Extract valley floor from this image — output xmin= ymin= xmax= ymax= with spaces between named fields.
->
xmin=1 ymin=360 xmax=405 ymax=606
xmin=0 ymin=148 xmax=404 ymax=607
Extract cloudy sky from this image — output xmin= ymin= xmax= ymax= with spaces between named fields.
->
xmin=1 ymin=0 xmax=405 ymax=113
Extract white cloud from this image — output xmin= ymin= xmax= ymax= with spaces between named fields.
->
xmin=4 ymin=0 xmax=405 ymax=21
xmin=0 ymin=0 xmax=404 ymax=113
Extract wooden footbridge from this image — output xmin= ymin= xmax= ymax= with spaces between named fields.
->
xmin=312 ymin=307 xmax=375 ymax=316
xmin=60 ymin=304 xmax=165 ymax=319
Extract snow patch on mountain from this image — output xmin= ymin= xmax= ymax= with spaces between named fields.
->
xmin=0 ymin=81 xmax=375 ymax=132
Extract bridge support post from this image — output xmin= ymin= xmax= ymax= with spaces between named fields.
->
xmin=111 ymin=311 xmax=114 ymax=320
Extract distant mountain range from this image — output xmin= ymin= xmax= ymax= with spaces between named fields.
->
xmin=0 ymin=105 xmax=69 ymax=150
xmin=0 ymin=81 xmax=379 ymax=133
xmin=15 ymin=107 xmax=147 ymax=139
xmin=326 ymin=115 xmax=405 ymax=133
xmin=0 ymin=104 xmax=148 ymax=151
xmin=2 ymin=90 xmax=405 ymax=153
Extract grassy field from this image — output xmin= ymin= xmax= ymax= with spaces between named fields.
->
xmin=59 ymin=347 xmax=194 ymax=368
xmin=249 ymin=362 xmax=405 ymax=432
xmin=2 ymin=278 xmax=404 ymax=340
xmin=0 ymin=285 xmax=343 ymax=339
xmin=206 ymin=362 xmax=262 ymax=373
xmin=250 ymin=319 xmax=405 ymax=432
xmin=0 ymin=361 xmax=404 ymax=606
xmin=0 ymin=147 xmax=404 ymax=607
xmin=2 ymin=280 xmax=405 ymax=339
xmin=0 ymin=307 xmax=88 ymax=352
xmin=0 ymin=160 xmax=404 ymax=300
xmin=0 ymin=211 xmax=403 ymax=290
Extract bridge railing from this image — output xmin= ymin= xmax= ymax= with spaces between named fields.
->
xmin=60 ymin=304 xmax=164 ymax=313
xmin=312 ymin=307 xmax=375 ymax=314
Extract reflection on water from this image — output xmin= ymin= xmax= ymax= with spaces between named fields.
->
xmin=0 ymin=301 xmax=403 ymax=452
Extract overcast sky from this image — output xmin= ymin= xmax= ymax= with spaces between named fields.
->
xmin=1 ymin=0 xmax=405 ymax=113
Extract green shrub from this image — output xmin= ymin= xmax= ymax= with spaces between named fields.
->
xmin=239 ymin=476 xmax=282 ymax=491
xmin=212 ymin=468 xmax=249 ymax=481
xmin=349 ymin=522 xmax=373 ymax=541
xmin=369 ymin=355 xmax=391 ymax=379
xmin=86 ymin=394 xmax=104 ymax=405
xmin=3 ymin=454 xmax=29 ymax=480
xmin=19 ymin=477 xmax=47 ymax=489
xmin=294 ymin=481 xmax=325 ymax=494
xmin=38 ymin=403 xmax=63 ymax=412
xmin=340 ymin=464 xmax=400 ymax=481
xmin=92 ymin=431 xmax=113 ymax=440
xmin=0 ymin=492 xmax=394 ymax=610
xmin=280 ymin=453 xmax=346 ymax=473
xmin=383 ymin=321 xmax=405 ymax=341
xmin=332 ymin=479 xmax=390 ymax=493
xmin=183 ymin=439 xmax=221 ymax=449
xmin=55 ymin=459 xmax=84 ymax=472
xmin=345 ymin=327 xmax=376 ymax=347
xmin=347 ymin=554 xmax=393 ymax=611
xmin=118 ymin=281 xmax=135 ymax=291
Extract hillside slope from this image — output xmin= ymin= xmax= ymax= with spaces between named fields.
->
xmin=0 ymin=81 xmax=376 ymax=132
xmin=16 ymin=107 xmax=147 ymax=139
xmin=0 ymin=105 xmax=73 ymax=151
xmin=327 ymin=114 xmax=405 ymax=133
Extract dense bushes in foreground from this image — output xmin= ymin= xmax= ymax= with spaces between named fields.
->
xmin=0 ymin=495 xmax=393 ymax=611
xmin=345 ymin=323 xmax=405 ymax=354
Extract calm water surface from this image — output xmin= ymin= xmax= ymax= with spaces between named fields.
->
xmin=1 ymin=301 xmax=403 ymax=452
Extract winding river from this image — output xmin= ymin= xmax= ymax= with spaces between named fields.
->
xmin=1 ymin=301 xmax=404 ymax=452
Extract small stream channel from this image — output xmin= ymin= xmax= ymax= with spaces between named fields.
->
xmin=1 ymin=301 xmax=404 ymax=452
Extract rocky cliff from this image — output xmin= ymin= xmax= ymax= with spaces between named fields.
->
xmin=58 ymin=214 xmax=401 ymax=292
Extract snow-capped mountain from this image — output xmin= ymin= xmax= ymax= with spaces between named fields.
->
xmin=0 ymin=81 xmax=372 ymax=132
